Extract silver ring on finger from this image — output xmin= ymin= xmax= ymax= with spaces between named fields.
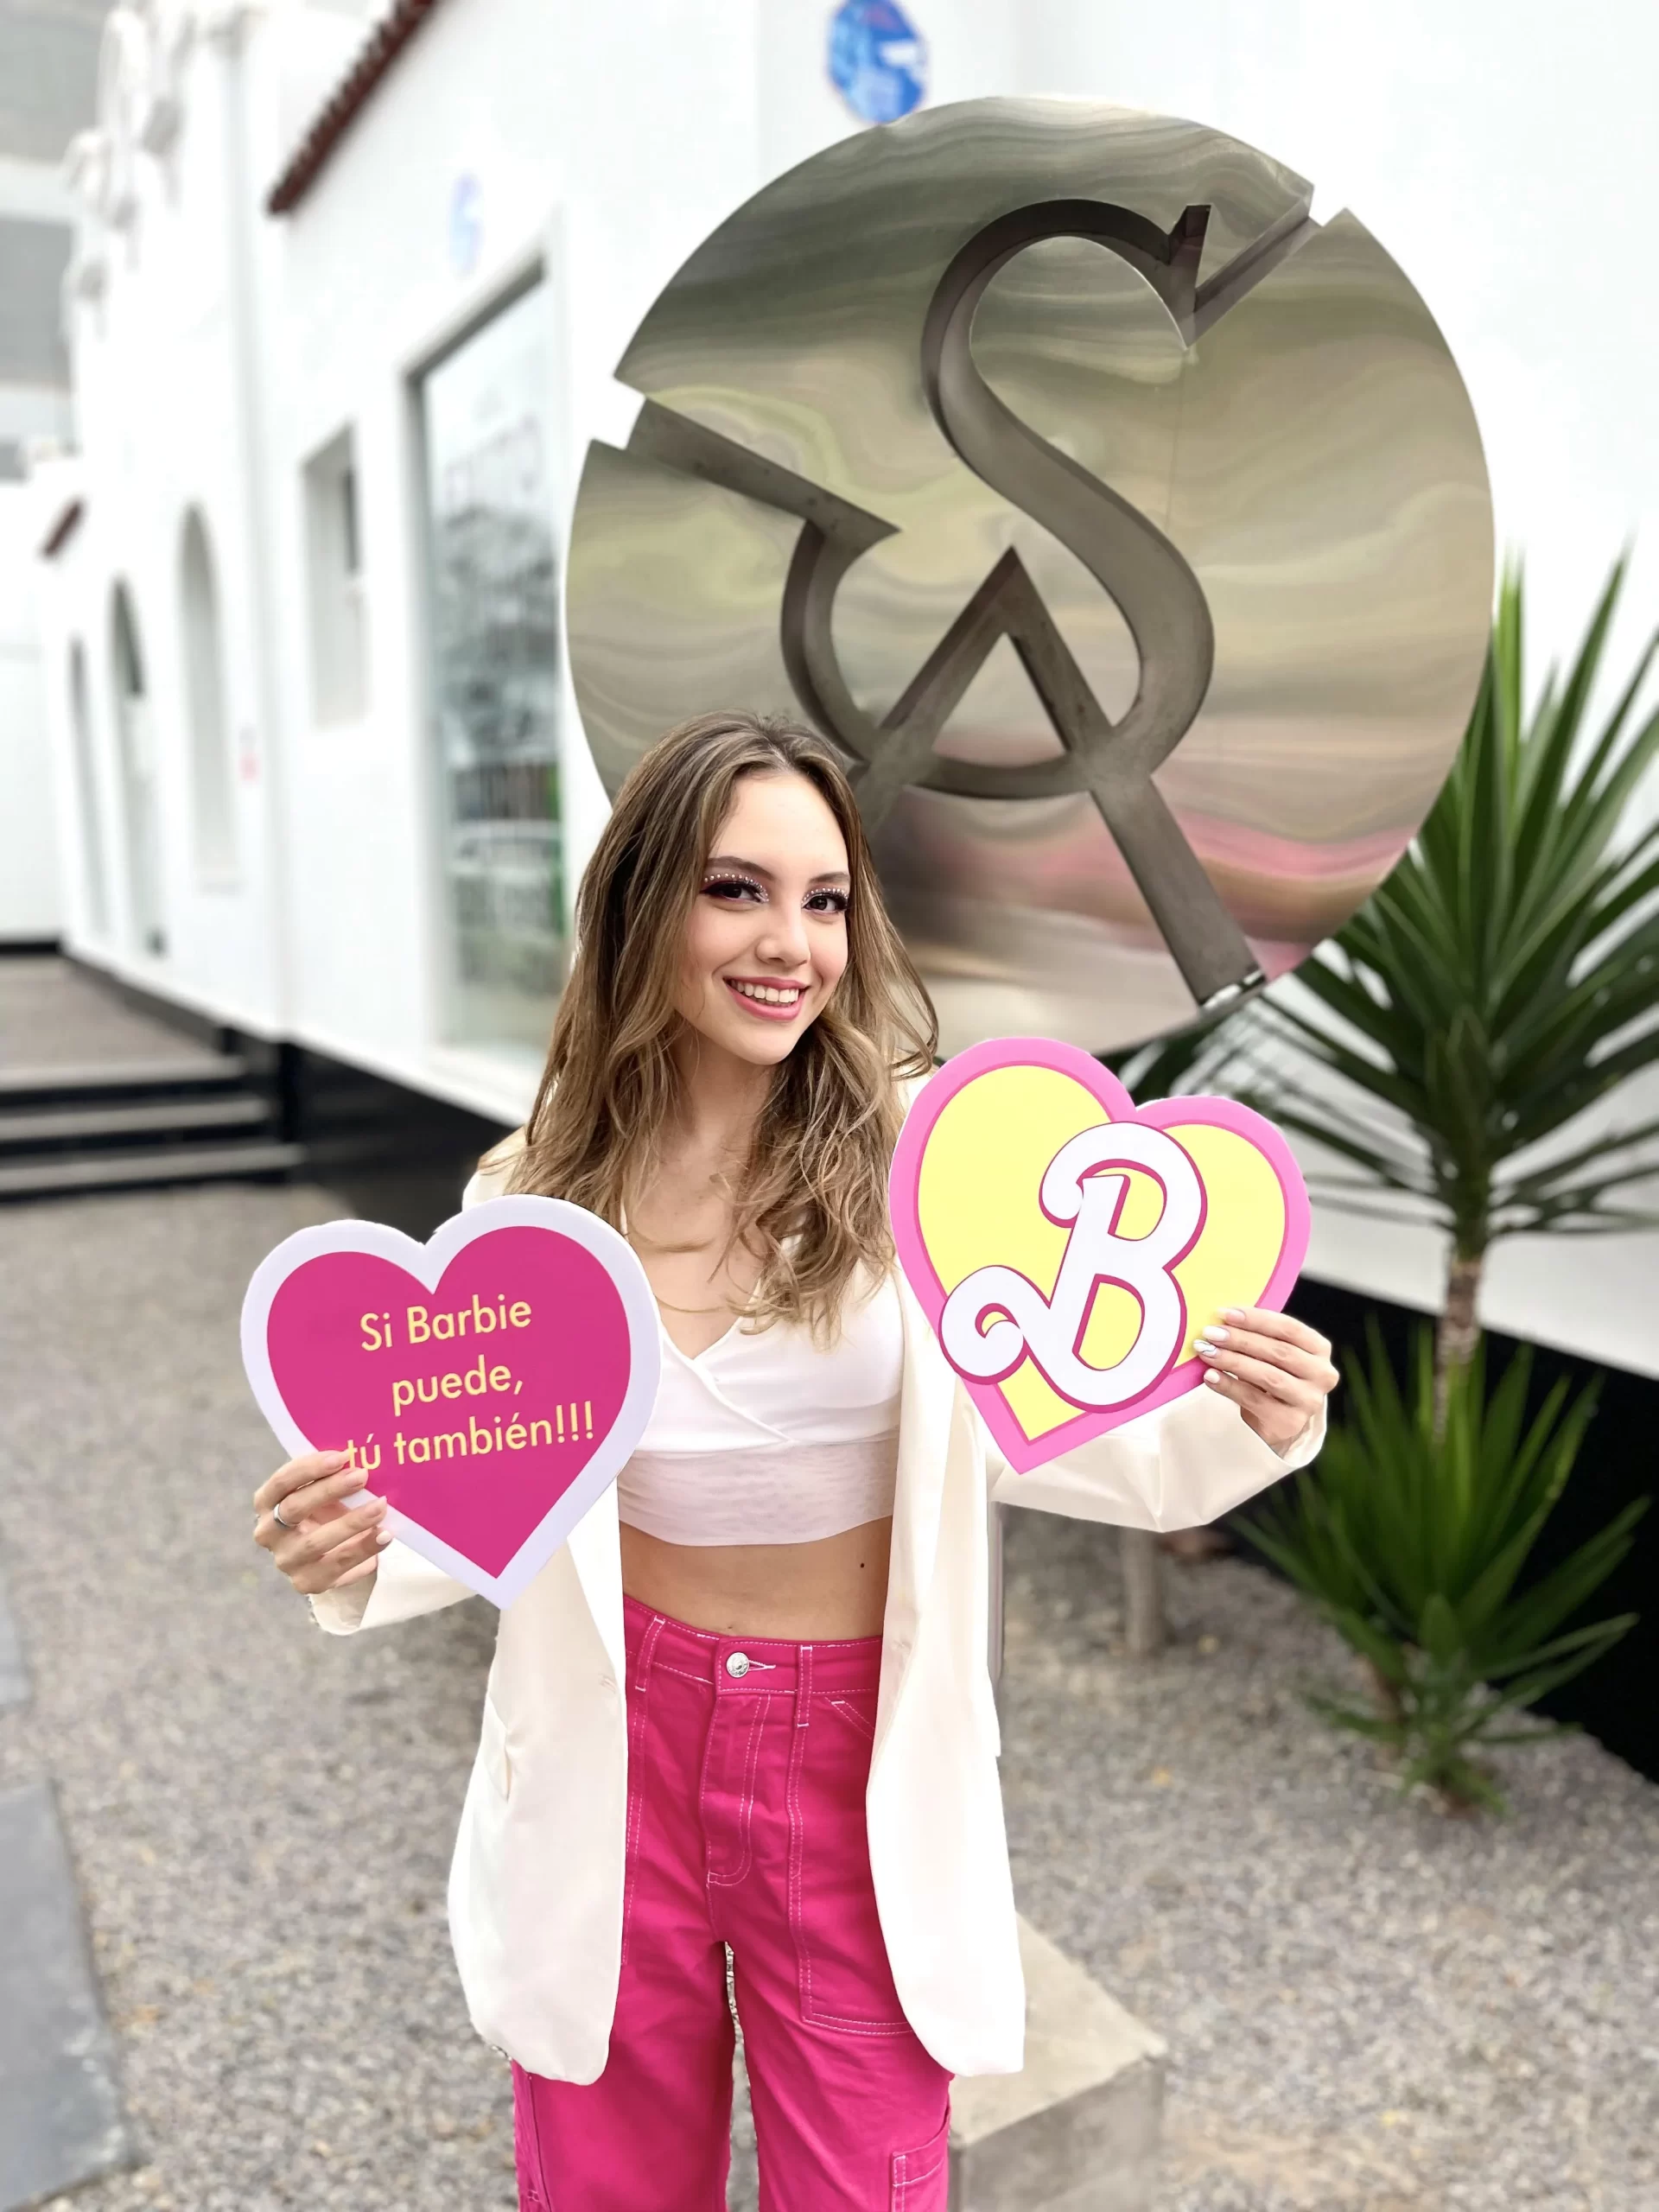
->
xmin=271 ymin=1499 xmax=296 ymax=1531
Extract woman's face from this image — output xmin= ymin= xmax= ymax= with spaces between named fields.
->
xmin=675 ymin=771 xmax=852 ymax=1070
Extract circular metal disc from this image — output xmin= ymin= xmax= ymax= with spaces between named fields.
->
xmin=567 ymin=99 xmax=1494 ymax=1055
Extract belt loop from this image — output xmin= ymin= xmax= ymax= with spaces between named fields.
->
xmin=632 ymin=1612 xmax=666 ymax=1695
xmin=795 ymin=1641 xmax=813 ymax=1729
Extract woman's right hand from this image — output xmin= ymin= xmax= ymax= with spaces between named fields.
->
xmin=252 ymin=1449 xmax=391 ymax=1595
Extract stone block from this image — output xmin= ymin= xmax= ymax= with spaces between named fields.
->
xmin=949 ymin=1916 xmax=1166 ymax=2212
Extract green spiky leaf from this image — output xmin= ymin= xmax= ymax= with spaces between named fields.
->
xmin=1239 ymin=1328 xmax=1648 ymax=1813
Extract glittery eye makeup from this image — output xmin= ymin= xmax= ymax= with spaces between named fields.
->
xmin=698 ymin=869 xmax=849 ymax=916
xmin=700 ymin=870 xmax=766 ymax=902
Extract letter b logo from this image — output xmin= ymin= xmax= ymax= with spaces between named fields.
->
xmin=941 ymin=1122 xmax=1204 ymax=1410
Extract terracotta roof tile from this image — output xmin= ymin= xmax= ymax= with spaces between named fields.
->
xmin=266 ymin=0 xmax=445 ymax=216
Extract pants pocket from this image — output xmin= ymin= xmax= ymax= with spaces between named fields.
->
xmin=788 ymin=1700 xmax=912 ymax=2037
xmin=826 ymin=1694 xmax=876 ymax=1745
xmin=891 ymin=2103 xmax=951 ymax=2209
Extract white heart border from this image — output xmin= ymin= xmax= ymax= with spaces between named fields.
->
xmin=240 ymin=1194 xmax=662 ymax=1609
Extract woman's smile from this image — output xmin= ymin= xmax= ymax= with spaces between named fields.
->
xmin=723 ymin=974 xmax=809 ymax=1019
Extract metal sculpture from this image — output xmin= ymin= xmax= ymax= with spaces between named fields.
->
xmin=568 ymin=99 xmax=1494 ymax=1053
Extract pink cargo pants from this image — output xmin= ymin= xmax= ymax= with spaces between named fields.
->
xmin=511 ymin=1596 xmax=952 ymax=2209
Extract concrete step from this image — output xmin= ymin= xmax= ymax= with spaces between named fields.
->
xmin=0 ymin=1139 xmax=307 ymax=1201
xmin=0 ymin=1055 xmax=251 ymax=1102
xmin=0 ymin=1096 xmax=274 ymax=1149
xmin=950 ymin=1918 xmax=1166 ymax=2209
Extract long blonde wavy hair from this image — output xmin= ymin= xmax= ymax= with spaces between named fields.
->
xmin=492 ymin=711 xmax=938 ymax=1338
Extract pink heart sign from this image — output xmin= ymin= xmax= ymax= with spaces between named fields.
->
xmin=889 ymin=1037 xmax=1310 ymax=1474
xmin=241 ymin=1197 xmax=661 ymax=1606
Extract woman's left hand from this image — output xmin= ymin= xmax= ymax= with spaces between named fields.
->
xmin=1194 ymin=1307 xmax=1338 ymax=1455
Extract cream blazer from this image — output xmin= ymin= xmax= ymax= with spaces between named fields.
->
xmin=310 ymin=1123 xmax=1324 ymax=2081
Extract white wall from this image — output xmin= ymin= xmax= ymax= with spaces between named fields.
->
xmin=0 ymin=130 xmax=80 ymax=941
xmin=0 ymin=482 xmax=60 ymax=938
xmin=255 ymin=0 xmax=782 ymax=1108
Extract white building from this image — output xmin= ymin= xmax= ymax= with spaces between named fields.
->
xmin=0 ymin=0 xmax=112 ymax=942
xmin=14 ymin=0 xmax=1659 ymax=1376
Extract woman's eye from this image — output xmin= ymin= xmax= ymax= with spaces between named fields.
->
xmin=702 ymin=876 xmax=764 ymax=903
xmin=806 ymin=889 xmax=849 ymax=916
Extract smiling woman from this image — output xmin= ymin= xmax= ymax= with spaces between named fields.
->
xmin=679 ymin=785 xmax=853 ymax=1046
xmin=252 ymin=709 xmax=1337 ymax=2210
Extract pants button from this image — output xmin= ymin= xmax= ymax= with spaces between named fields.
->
xmin=725 ymin=1651 xmax=751 ymax=1679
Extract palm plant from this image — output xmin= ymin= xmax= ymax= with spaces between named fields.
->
xmin=1249 ymin=560 xmax=1659 ymax=1389
xmin=1243 ymin=1326 xmax=1646 ymax=1811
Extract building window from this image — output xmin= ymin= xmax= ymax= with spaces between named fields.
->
xmin=110 ymin=581 xmax=166 ymax=957
xmin=67 ymin=639 xmax=109 ymax=936
xmin=417 ymin=280 xmax=563 ymax=1050
xmin=179 ymin=509 xmax=237 ymax=885
xmin=303 ymin=427 xmax=367 ymax=723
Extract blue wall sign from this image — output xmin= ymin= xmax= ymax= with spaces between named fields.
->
xmin=449 ymin=175 xmax=482 ymax=277
xmin=828 ymin=0 xmax=927 ymax=126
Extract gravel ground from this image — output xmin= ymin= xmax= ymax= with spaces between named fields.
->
xmin=2 ymin=1176 xmax=1655 ymax=2211
xmin=1000 ymin=1510 xmax=1659 ymax=2211
xmin=0 ymin=1184 xmax=513 ymax=2212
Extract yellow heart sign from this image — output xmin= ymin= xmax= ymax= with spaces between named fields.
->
xmin=889 ymin=1038 xmax=1310 ymax=1471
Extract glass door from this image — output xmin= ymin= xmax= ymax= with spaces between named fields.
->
xmin=418 ymin=281 xmax=564 ymax=1050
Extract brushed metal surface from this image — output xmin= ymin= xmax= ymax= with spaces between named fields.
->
xmin=568 ymin=99 xmax=1493 ymax=1054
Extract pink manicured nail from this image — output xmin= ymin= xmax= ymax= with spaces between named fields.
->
xmin=1221 ymin=1307 xmax=1245 ymax=1323
xmin=375 ymin=1529 xmax=394 ymax=1548
xmin=1201 ymin=1325 xmax=1229 ymax=1344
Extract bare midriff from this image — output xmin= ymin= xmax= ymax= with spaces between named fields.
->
xmin=620 ymin=1515 xmax=893 ymax=1641
xmin=622 ymin=1162 xmax=895 ymax=1641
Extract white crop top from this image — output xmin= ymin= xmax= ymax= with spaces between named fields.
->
xmin=617 ymin=1268 xmax=904 ymax=1546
